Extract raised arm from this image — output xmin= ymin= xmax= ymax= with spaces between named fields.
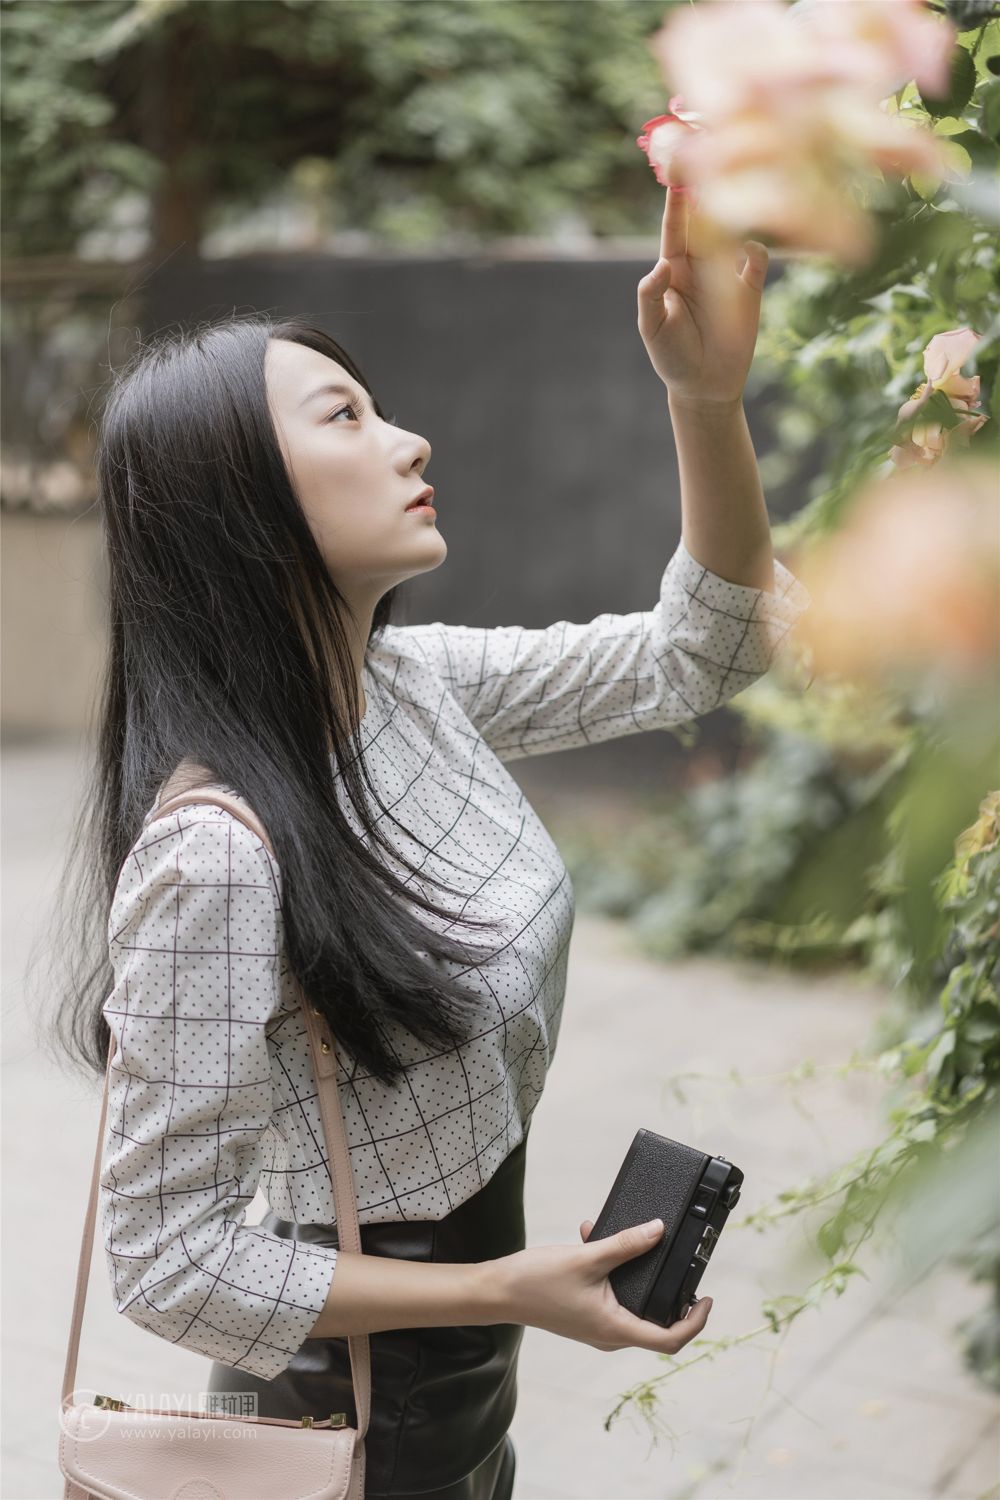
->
xmin=374 ymin=190 xmax=811 ymax=763
xmin=377 ymin=535 xmax=809 ymax=763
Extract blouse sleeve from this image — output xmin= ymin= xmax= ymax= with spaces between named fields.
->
xmin=99 ymin=807 xmax=339 ymax=1383
xmin=380 ymin=535 xmax=811 ymax=762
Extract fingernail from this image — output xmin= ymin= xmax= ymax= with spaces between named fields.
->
xmin=645 ymin=1218 xmax=664 ymax=1235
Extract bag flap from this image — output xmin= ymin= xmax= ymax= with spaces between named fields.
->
xmin=59 ymin=1403 xmax=357 ymax=1500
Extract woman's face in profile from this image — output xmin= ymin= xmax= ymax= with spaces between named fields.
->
xmin=265 ymin=337 xmax=444 ymax=603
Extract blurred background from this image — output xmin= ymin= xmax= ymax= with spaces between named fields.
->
xmin=3 ymin=2 xmax=999 ymax=1498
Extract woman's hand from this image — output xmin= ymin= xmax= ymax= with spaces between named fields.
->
xmin=638 ymin=185 xmax=770 ymax=409
xmin=488 ymin=1217 xmax=713 ymax=1354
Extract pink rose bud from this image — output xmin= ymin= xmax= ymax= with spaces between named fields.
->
xmin=636 ymin=95 xmax=702 ymax=201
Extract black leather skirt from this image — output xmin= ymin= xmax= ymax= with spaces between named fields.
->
xmin=206 ymin=1133 xmax=528 ymax=1499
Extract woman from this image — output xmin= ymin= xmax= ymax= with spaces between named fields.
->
xmin=54 ymin=188 xmax=810 ymax=1498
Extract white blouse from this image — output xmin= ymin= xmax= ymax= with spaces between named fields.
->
xmin=99 ymin=536 xmax=810 ymax=1380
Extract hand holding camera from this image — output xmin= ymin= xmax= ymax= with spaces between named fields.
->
xmin=491 ymin=1216 xmax=713 ymax=1355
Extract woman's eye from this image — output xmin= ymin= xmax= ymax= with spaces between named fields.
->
xmin=324 ymin=400 xmax=398 ymax=426
xmin=326 ymin=402 xmax=361 ymax=424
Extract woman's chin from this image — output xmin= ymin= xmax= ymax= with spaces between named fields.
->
xmin=401 ymin=528 xmax=447 ymax=575
xmin=417 ymin=528 xmax=447 ymax=557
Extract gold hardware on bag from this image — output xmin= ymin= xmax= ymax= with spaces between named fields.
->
xmin=321 ymin=1040 xmax=331 ymax=1053
xmin=94 ymin=1395 xmax=127 ymax=1411
xmin=330 ymin=1413 xmax=347 ymax=1427
xmin=312 ymin=1007 xmax=322 ymax=1016
xmin=300 ymin=1415 xmax=314 ymax=1428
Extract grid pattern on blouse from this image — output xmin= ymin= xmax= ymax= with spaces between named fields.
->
xmin=99 ymin=536 xmax=810 ymax=1380
xmin=388 ymin=537 xmax=811 ymax=759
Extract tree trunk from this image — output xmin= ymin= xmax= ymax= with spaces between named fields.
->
xmin=146 ymin=18 xmax=207 ymax=260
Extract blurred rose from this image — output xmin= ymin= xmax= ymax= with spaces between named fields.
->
xmin=671 ymin=97 xmax=946 ymax=268
xmin=890 ymin=328 xmax=989 ymax=469
xmin=793 ymin=459 xmax=1000 ymax=685
xmin=786 ymin=0 xmax=956 ymax=99
xmin=642 ymin=0 xmax=956 ymax=268
xmin=834 ymin=91 xmax=957 ymax=179
xmin=649 ymin=0 xmax=823 ymax=120
xmin=677 ymin=111 xmax=877 ymax=265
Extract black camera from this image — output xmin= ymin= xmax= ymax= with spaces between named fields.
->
xmin=588 ymin=1128 xmax=743 ymax=1327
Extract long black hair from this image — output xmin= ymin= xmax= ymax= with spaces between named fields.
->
xmin=42 ymin=313 xmax=506 ymax=1088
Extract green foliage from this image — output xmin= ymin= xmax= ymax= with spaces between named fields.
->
xmin=553 ymin=7 xmax=1000 ymax=1426
xmin=558 ymin=13 xmax=1000 ymax=993
xmin=2 ymin=0 xmax=681 ymax=257
xmin=0 ymin=0 xmax=154 ymax=255
xmin=755 ymin=28 xmax=1000 ymax=552
xmin=554 ymin=725 xmax=912 ymax=967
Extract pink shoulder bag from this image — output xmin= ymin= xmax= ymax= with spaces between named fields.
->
xmin=58 ymin=767 xmax=370 ymax=1500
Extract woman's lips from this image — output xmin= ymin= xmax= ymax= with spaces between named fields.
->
xmin=405 ymin=486 xmax=434 ymax=511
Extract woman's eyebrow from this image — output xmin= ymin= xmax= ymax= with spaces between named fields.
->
xmin=297 ymin=381 xmax=363 ymax=409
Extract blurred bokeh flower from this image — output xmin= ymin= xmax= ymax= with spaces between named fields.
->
xmin=791 ymin=458 xmax=1000 ymax=687
xmin=784 ymin=0 xmax=956 ymax=98
xmin=641 ymin=0 xmax=957 ymax=268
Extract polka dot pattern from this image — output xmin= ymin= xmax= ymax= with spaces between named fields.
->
xmin=99 ymin=535 xmax=810 ymax=1381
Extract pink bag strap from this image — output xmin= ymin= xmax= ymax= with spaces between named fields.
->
xmin=61 ymin=770 xmax=372 ymax=1444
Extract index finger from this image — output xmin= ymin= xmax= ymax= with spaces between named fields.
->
xmin=661 ymin=183 xmax=689 ymax=262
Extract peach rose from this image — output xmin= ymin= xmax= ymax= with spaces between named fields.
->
xmin=648 ymin=0 xmax=823 ymax=121
xmin=639 ymin=0 xmax=956 ymax=269
xmin=676 ymin=110 xmax=878 ymax=266
xmin=786 ymin=0 xmax=957 ymax=100
xmin=833 ymin=90 xmax=957 ymax=179
xmin=890 ymin=328 xmax=989 ymax=469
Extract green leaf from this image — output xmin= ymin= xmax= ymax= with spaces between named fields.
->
xmin=920 ymin=44 xmax=978 ymax=118
xmin=922 ymin=387 xmax=970 ymax=429
xmin=926 ymin=1029 xmax=958 ymax=1081
xmin=981 ymin=79 xmax=1000 ymax=141
xmin=901 ymin=1042 xmax=934 ymax=1077
xmin=818 ymin=1214 xmax=846 ymax=1258
xmin=934 ymin=116 xmax=976 ymax=136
